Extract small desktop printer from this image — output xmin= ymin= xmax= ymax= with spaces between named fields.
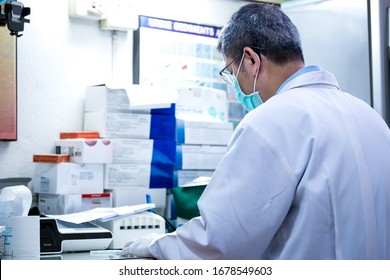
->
xmin=40 ymin=217 xmax=113 ymax=254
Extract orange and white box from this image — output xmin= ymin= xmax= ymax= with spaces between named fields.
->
xmin=34 ymin=163 xmax=104 ymax=195
xmin=55 ymin=139 xmax=113 ymax=164
xmin=33 ymin=154 xmax=70 ymax=163
xmin=38 ymin=193 xmax=112 ymax=215
xmin=60 ymin=131 xmax=100 ymax=139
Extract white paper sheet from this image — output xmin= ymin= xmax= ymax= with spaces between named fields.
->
xmin=44 ymin=203 xmax=155 ymax=224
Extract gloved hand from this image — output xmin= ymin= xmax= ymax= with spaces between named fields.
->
xmin=120 ymin=233 xmax=160 ymax=258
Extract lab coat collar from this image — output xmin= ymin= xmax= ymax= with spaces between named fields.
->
xmin=275 ymin=65 xmax=340 ymax=95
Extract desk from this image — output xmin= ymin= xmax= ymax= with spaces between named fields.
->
xmin=41 ymin=251 xmax=111 ymax=260
xmin=47 ymin=251 xmax=150 ymax=260
xmin=2 ymin=251 xmax=151 ymax=260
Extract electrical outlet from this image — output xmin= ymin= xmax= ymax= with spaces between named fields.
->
xmin=68 ymin=0 xmax=108 ymax=21
xmin=100 ymin=0 xmax=138 ymax=31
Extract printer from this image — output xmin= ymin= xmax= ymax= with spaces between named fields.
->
xmin=40 ymin=217 xmax=113 ymax=254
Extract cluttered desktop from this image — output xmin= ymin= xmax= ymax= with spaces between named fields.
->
xmin=0 ymin=1 xmax=227 ymax=261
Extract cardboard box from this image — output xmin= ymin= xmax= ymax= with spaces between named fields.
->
xmin=34 ymin=163 xmax=104 ymax=195
xmin=38 ymin=193 xmax=112 ymax=215
xmin=111 ymin=138 xmax=175 ymax=164
xmin=55 ymin=139 xmax=113 ymax=164
xmin=175 ymin=86 xmax=228 ymax=122
xmin=85 ymin=84 xmax=130 ymax=112
xmin=84 ymin=84 xmax=177 ymax=115
xmin=104 ymin=163 xmax=174 ymax=189
xmin=174 ymin=170 xmax=214 ymax=187
xmin=176 ymin=119 xmax=233 ymax=145
xmin=83 ymin=112 xmax=176 ymax=139
xmin=176 ymin=144 xmax=227 ymax=170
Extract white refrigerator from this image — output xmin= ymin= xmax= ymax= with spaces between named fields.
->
xmin=282 ymin=0 xmax=390 ymax=125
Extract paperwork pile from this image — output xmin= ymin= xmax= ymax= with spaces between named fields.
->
xmin=44 ymin=203 xmax=155 ymax=224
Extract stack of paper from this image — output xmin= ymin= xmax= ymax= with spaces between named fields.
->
xmin=44 ymin=203 xmax=155 ymax=224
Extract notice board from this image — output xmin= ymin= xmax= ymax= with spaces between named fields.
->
xmin=0 ymin=27 xmax=17 ymax=141
xmin=133 ymin=15 xmax=246 ymax=124
xmin=133 ymin=15 xmax=226 ymax=92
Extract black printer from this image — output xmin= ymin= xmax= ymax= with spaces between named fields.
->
xmin=40 ymin=217 xmax=113 ymax=254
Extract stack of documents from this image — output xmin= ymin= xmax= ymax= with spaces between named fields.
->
xmin=45 ymin=203 xmax=155 ymax=224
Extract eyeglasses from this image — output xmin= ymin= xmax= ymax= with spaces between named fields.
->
xmin=219 ymin=47 xmax=265 ymax=86
xmin=219 ymin=55 xmax=242 ymax=86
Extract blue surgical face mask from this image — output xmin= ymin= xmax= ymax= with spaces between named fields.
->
xmin=234 ymin=53 xmax=263 ymax=111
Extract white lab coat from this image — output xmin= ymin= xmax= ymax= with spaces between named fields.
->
xmin=149 ymin=67 xmax=390 ymax=259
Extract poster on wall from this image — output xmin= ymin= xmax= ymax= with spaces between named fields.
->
xmin=134 ymin=15 xmax=225 ymax=90
xmin=133 ymin=15 xmax=246 ymax=124
xmin=0 ymin=27 xmax=17 ymax=141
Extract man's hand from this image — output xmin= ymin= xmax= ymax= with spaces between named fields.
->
xmin=120 ymin=233 xmax=160 ymax=258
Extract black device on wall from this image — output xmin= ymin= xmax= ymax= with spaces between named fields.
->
xmin=0 ymin=0 xmax=30 ymax=37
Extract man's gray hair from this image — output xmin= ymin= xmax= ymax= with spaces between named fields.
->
xmin=217 ymin=3 xmax=304 ymax=64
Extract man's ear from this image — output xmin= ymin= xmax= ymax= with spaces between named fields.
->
xmin=245 ymin=47 xmax=260 ymax=64
xmin=243 ymin=47 xmax=261 ymax=74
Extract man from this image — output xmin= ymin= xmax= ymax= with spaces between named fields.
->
xmin=121 ymin=3 xmax=390 ymax=259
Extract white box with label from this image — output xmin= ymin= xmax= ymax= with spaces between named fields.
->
xmin=176 ymin=86 xmax=228 ymax=122
xmin=34 ymin=163 xmax=104 ymax=195
xmin=85 ymin=84 xmax=130 ymax=112
xmin=111 ymin=138 xmax=175 ymax=164
xmin=104 ymin=163 xmax=174 ymax=189
xmin=176 ymin=119 xmax=233 ymax=145
xmin=38 ymin=193 xmax=112 ymax=215
xmin=176 ymin=144 xmax=227 ymax=170
xmin=55 ymin=139 xmax=113 ymax=164
xmin=84 ymin=84 xmax=177 ymax=114
xmin=108 ymin=187 xmax=166 ymax=209
xmin=83 ymin=112 xmax=176 ymax=139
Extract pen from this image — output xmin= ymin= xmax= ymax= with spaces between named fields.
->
xmin=146 ymin=194 xmax=152 ymax=212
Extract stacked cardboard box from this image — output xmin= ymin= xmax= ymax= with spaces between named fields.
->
xmin=33 ymin=132 xmax=113 ymax=215
xmin=171 ymin=87 xmax=234 ymax=225
xmin=82 ymin=84 xmax=178 ymax=213
xmin=173 ymin=87 xmax=233 ymax=187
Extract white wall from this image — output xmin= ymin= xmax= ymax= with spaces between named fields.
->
xmin=0 ymin=0 xmax=247 ymax=182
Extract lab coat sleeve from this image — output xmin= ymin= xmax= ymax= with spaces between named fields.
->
xmin=149 ymin=121 xmax=299 ymax=259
